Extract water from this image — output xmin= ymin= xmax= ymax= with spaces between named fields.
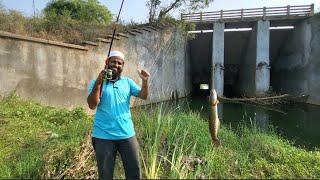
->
xmin=186 ymin=96 xmax=320 ymax=150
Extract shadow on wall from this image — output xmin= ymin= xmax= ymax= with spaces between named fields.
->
xmin=271 ymin=14 xmax=320 ymax=105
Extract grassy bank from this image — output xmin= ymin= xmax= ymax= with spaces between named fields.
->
xmin=0 ymin=95 xmax=319 ymax=178
xmin=134 ymin=104 xmax=320 ymax=178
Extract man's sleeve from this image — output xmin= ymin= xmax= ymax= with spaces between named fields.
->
xmin=87 ymin=80 xmax=95 ymax=95
xmin=128 ymin=78 xmax=141 ymax=97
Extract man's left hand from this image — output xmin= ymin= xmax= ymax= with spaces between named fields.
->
xmin=137 ymin=68 xmax=150 ymax=81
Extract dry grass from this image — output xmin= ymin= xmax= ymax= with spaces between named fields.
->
xmin=47 ymin=132 xmax=96 ymax=179
xmin=0 ymin=9 xmax=129 ymax=44
xmin=0 ymin=7 xmax=190 ymax=44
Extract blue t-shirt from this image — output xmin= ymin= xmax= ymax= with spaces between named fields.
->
xmin=87 ymin=76 xmax=141 ymax=140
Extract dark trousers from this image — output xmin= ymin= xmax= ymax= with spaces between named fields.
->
xmin=92 ymin=136 xmax=141 ymax=180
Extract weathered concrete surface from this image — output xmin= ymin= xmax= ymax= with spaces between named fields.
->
xmin=0 ymin=38 xmax=91 ymax=108
xmin=112 ymin=28 xmax=191 ymax=105
xmin=211 ymin=22 xmax=225 ymax=96
xmin=237 ymin=26 xmax=258 ymax=96
xmin=272 ymin=14 xmax=320 ymax=105
xmin=188 ymin=28 xmax=294 ymax=98
xmin=0 ymin=28 xmax=191 ymax=111
xmin=238 ymin=20 xmax=270 ymax=97
xmin=255 ymin=20 xmax=270 ymax=96
xmin=269 ymin=29 xmax=293 ymax=65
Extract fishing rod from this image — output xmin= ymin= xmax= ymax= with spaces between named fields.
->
xmin=107 ymin=0 xmax=125 ymax=57
xmin=100 ymin=0 xmax=125 ymax=97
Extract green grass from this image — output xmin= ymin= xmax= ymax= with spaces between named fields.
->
xmin=0 ymin=94 xmax=92 ymax=178
xmin=0 ymin=94 xmax=319 ymax=178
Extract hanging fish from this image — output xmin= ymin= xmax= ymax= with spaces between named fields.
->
xmin=209 ymin=89 xmax=221 ymax=147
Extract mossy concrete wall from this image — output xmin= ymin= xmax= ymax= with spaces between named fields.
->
xmin=272 ymin=14 xmax=320 ymax=105
xmin=0 ymin=28 xmax=191 ymax=111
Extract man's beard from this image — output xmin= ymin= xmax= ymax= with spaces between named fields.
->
xmin=112 ymin=68 xmax=122 ymax=80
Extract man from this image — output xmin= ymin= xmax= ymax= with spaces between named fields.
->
xmin=87 ymin=50 xmax=150 ymax=180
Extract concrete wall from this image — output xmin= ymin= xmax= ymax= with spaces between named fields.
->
xmin=0 ymin=28 xmax=191 ymax=111
xmin=272 ymin=14 xmax=320 ymax=105
xmin=237 ymin=25 xmax=257 ymax=96
xmin=225 ymin=31 xmax=250 ymax=97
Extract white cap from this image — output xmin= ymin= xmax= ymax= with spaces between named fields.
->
xmin=108 ymin=50 xmax=124 ymax=60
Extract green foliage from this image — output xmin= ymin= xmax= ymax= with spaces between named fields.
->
xmin=147 ymin=0 xmax=214 ymax=22
xmin=0 ymin=1 xmax=4 ymax=11
xmin=0 ymin=5 xmax=116 ymax=44
xmin=155 ymin=15 xmax=196 ymax=39
xmin=44 ymin=0 xmax=112 ymax=25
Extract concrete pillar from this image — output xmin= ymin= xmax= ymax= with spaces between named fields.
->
xmin=255 ymin=20 xmax=270 ymax=96
xmin=211 ymin=22 xmax=225 ymax=96
xmin=238 ymin=20 xmax=270 ymax=97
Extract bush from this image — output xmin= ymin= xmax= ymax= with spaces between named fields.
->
xmin=0 ymin=1 xmax=127 ymax=44
xmin=0 ymin=9 xmax=27 ymax=34
xmin=44 ymin=0 xmax=112 ymax=25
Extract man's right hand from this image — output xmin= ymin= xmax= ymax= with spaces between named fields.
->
xmin=87 ymin=70 xmax=105 ymax=110
xmin=96 ymin=70 xmax=106 ymax=85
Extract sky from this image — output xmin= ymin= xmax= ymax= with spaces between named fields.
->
xmin=1 ymin=0 xmax=319 ymax=23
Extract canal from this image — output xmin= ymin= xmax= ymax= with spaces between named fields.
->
xmin=186 ymin=96 xmax=320 ymax=150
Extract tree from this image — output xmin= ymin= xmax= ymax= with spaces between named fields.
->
xmin=0 ymin=1 xmax=4 ymax=11
xmin=146 ymin=0 xmax=213 ymax=23
xmin=44 ymin=0 xmax=112 ymax=25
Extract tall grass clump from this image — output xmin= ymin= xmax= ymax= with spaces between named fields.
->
xmin=133 ymin=101 xmax=320 ymax=179
xmin=134 ymin=103 xmax=206 ymax=179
